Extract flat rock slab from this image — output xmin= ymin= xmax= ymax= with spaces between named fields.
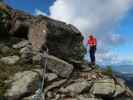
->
xmin=91 ymin=79 xmax=115 ymax=96
xmin=42 ymin=55 xmax=74 ymax=78
xmin=62 ymin=80 xmax=91 ymax=94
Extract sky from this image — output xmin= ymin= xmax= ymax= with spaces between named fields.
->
xmin=4 ymin=0 xmax=133 ymax=65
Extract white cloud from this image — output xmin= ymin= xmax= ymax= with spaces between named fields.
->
xmin=102 ymin=33 xmax=126 ymax=46
xmin=35 ymin=9 xmax=47 ymax=16
xmin=50 ymin=0 xmax=133 ymax=33
xmin=49 ymin=0 xmax=133 ymax=65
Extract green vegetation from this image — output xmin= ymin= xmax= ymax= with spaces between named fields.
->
xmin=103 ymin=65 xmax=113 ymax=77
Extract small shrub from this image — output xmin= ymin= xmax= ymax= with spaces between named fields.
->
xmin=103 ymin=65 xmax=113 ymax=77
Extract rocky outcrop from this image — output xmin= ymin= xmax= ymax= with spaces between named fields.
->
xmin=0 ymin=3 xmax=132 ymax=100
xmin=0 ymin=35 xmax=132 ymax=100
xmin=0 ymin=3 xmax=85 ymax=62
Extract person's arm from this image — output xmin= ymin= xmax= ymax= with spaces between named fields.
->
xmin=95 ymin=38 xmax=97 ymax=50
xmin=86 ymin=39 xmax=89 ymax=48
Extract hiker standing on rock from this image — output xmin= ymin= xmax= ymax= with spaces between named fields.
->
xmin=87 ymin=34 xmax=97 ymax=65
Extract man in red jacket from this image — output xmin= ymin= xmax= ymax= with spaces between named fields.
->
xmin=88 ymin=34 xmax=97 ymax=65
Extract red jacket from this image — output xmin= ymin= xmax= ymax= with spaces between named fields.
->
xmin=88 ymin=37 xmax=97 ymax=47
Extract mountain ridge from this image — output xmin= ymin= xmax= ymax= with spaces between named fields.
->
xmin=0 ymin=2 xmax=133 ymax=100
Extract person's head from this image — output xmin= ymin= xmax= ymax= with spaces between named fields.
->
xmin=89 ymin=33 xmax=93 ymax=39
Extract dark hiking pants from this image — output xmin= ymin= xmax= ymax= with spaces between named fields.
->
xmin=89 ymin=46 xmax=96 ymax=64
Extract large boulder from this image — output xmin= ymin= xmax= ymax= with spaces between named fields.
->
xmin=5 ymin=70 xmax=39 ymax=100
xmin=28 ymin=16 xmax=85 ymax=61
xmin=42 ymin=55 xmax=74 ymax=78
xmin=0 ymin=3 xmax=85 ymax=61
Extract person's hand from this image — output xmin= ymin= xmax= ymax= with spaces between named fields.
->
xmin=95 ymin=46 xmax=97 ymax=51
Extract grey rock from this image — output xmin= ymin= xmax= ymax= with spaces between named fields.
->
xmin=77 ymin=95 xmax=102 ymax=100
xmin=113 ymin=85 xmax=125 ymax=97
xmin=12 ymin=40 xmax=30 ymax=49
xmin=0 ymin=55 xmax=20 ymax=65
xmin=44 ymin=79 xmax=67 ymax=93
xmin=20 ymin=46 xmax=33 ymax=62
xmin=22 ymin=96 xmax=32 ymax=100
xmin=46 ymin=73 xmax=58 ymax=82
xmin=62 ymin=80 xmax=91 ymax=94
xmin=42 ymin=55 xmax=73 ymax=78
xmin=21 ymin=53 xmax=32 ymax=61
xmin=60 ymin=98 xmax=77 ymax=100
xmin=20 ymin=46 xmax=32 ymax=54
xmin=32 ymin=53 xmax=43 ymax=63
xmin=55 ymin=93 xmax=60 ymax=100
xmin=47 ymin=91 xmax=53 ymax=98
xmin=92 ymin=79 xmax=126 ymax=97
xmin=5 ymin=71 xmax=39 ymax=99
xmin=91 ymin=79 xmax=115 ymax=96
xmin=0 ymin=45 xmax=10 ymax=54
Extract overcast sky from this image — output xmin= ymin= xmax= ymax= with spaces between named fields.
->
xmin=5 ymin=0 xmax=133 ymax=65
